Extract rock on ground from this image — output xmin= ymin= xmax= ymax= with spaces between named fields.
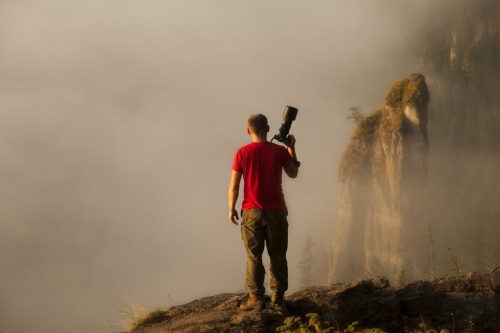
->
xmin=131 ymin=273 xmax=500 ymax=333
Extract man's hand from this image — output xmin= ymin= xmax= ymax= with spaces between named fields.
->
xmin=229 ymin=208 xmax=239 ymax=225
xmin=285 ymin=134 xmax=296 ymax=149
xmin=228 ymin=171 xmax=242 ymax=226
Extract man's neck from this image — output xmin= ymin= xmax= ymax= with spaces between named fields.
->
xmin=251 ymin=134 xmax=268 ymax=143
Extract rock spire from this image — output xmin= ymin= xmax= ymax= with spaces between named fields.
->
xmin=330 ymin=73 xmax=430 ymax=284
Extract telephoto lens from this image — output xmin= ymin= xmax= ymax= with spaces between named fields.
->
xmin=274 ymin=106 xmax=298 ymax=143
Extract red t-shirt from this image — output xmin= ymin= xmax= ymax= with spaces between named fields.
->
xmin=232 ymin=142 xmax=293 ymax=211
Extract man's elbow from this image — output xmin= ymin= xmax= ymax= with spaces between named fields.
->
xmin=285 ymin=167 xmax=299 ymax=178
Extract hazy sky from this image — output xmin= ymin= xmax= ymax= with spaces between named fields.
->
xmin=0 ymin=1 xmax=430 ymax=332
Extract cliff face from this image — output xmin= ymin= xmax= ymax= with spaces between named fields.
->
xmin=330 ymin=74 xmax=430 ymax=284
xmin=330 ymin=1 xmax=500 ymax=283
xmin=415 ymin=0 xmax=500 ymax=273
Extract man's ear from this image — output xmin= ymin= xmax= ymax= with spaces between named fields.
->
xmin=247 ymin=128 xmax=251 ymax=135
xmin=266 ymin=125 xmax=270 ymax=132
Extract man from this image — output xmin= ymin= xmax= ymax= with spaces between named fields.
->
xmin=228 ymin=113 xmax=299 ymax=311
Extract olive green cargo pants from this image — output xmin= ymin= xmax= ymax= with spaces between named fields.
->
xmin=241 ymin=208 xmax=288 ymax=296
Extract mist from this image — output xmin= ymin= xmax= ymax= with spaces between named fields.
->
xmin=0 ymin=1 xmax=433 ymax=332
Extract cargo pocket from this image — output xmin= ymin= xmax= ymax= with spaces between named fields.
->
xmin=241 ymin=209 xmax=262 ymax=241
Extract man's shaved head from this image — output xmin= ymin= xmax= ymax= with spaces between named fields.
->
xmin=248 ymin=114 xmax=268 ymax=134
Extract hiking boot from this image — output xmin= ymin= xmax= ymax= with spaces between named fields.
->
xmin=271 ymin=291 xmax=286 ymax=309
xmin=240 ymin=294 xmax=264 ymax=311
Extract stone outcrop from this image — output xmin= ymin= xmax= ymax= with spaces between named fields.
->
xmin=330 ymin=73 xmax=430 ymax=284
xmin=413 ymin=0 xmax=500 ymax=274
xmin=130 ymin=274 xmax=500 ymax=333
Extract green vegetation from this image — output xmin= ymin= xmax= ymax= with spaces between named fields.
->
xmin=275 ymin=313 xmax=333 ymax=333
xmin=448 ymin=248 xmax=463 ymax=277
xmin=384 ymin=74 xmax=429 ymax=111
xmin=339 ymin=109 xmax=382 ymax=181
xmin=397 ymin=270 xmax=407 ymax=287
xmin=269 ymin=311 xmax=387 ymax=333
xmin=353 ymin=110 xmax=382 ymax=142
xmin=347 ymin=106 xmax=365 ymax=127
xmin=427 ymin=226 xmax=436 ymax=281
xmin=127 ymin=309 xmax=168 ymax=331
xmin=116 ymin=297 xmax=170 ymax=332
xmin=298 ymin=234 xmax=316 ymax=288
xmin=123 ymin=306 xmax=467 ymax=333
xmin=340 ymin=72 xmax=429 ymax=182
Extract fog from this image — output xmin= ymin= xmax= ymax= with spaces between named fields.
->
xmin=0 ymin=1 xmax=431 ymax=332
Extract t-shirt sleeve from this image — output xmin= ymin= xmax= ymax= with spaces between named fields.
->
xmin=232 ymin=150 xmax=243 ymax=173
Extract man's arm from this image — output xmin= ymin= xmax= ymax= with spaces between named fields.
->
xmin=228 ymin=170 xmax=242 ymax=225
xmin=284 ymin=135 xmax=299 ymax=178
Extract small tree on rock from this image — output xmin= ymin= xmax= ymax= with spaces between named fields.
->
xmin=299 ymin=233 xmax=316 ymax=288
xmin=347 ymin=105 xmax=365 ymax=126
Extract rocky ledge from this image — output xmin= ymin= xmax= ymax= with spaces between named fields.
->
xmin=132 ymin=273 xmax=500 ymax=333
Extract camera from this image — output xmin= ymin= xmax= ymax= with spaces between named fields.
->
xmin=273 ymin=106 xmax=298 ymax=144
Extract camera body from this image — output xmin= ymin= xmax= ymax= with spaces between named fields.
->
xmin=273 ymin=106 xmax=298 ymax=144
